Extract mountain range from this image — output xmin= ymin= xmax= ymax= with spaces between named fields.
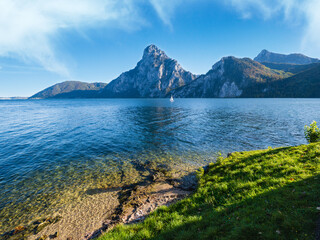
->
xmin=30 ymin=46 xmax=320 ymax=98
xmin=171 ymin=56 xmax=291 ymax=98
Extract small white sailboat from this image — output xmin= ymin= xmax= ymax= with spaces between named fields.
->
xmin=170 ymin=95 xmax=174 ymax=102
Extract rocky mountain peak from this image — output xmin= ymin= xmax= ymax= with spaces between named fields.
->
xmin=99 ymin=45 xmax=196 ymax=98
xmin=212 ymin=56 xmax=242 ymax=72
xmin=142 ymin=44 xmax=169 ymax=61
xmin=255 ymin=49 xmax=270 ymax=59
xmin=260 ymin=49 xmax=269 ymax=54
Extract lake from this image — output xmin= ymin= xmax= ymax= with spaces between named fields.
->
xmin=0 ymin=98 xmax=319 ymax=232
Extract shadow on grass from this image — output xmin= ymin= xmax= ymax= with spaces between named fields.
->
xmin=98 ymin=144 xmax=320 ymax=240
xmin=148 ymin=174 xmax=320 ymax=240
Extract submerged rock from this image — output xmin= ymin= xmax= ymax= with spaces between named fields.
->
xmin=151 ymin=171 xmax=165 ymax=182
xmin=1 ymin=216 xmax=62 ymax=240
xmin=49 ymin=231 xmax=58 ymax=238
xmin=169 ymin=173 xmax=198 ymax=191
xmin=33 ymin=216 xmax=62 ymax=234
xmin=36 ymin=235 xmax=47 ymax=240
xmin=13 ymin=226 xmax=26 ymax=234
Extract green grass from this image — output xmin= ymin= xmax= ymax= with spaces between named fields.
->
xmin=99 ymin=143 xmax=320 ymax=240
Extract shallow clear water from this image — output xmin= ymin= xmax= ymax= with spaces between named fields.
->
xmin=0 ymin=98 xmax=319 ymax=232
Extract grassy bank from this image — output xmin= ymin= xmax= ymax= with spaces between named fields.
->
xmin=99 ymin=143 xmax=320 ymax=240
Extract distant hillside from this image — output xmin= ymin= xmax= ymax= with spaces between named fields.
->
xmin=30 ymin=81 xmax=107 ymax=99
xmin=242 ymin=64 xmax=320 ymax=97
xmin=171 ymin=56 xmax=290 ymax=98
xmin=254 ymin=49 xmax=320 ymax=65
xmin=260 ymin=62 xmax=320 ymax=74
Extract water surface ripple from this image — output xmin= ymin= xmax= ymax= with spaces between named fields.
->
xmin=0 ymin=98 xmax=319 ymax=232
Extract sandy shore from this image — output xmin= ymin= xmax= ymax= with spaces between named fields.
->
xmin=21 ymin=171 xmax=197 ymax=240
xmin=28 ymin=190 xmax=119 ymax=240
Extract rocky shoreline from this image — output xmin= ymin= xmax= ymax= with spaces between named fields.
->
xmin=86 ymin=165 xmax=199 ymax=240
xmin=2 ymin=163 xmax=202 ymax=240
xmin=88 ymin=176 xmax=195 ymax=239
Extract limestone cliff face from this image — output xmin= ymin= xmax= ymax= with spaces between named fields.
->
xmin=171 ymin=56 xmax=286 ymax=98
xmin=99 ymin=45 xmax=196 ymax=97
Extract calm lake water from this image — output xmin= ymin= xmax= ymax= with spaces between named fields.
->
xmin=0 ymin=98 xmax=319 ymax=232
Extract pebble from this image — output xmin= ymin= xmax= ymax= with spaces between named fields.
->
xmin=49 ymin=232 xmax=58 ymax=238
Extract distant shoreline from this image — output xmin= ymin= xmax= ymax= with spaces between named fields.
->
xmin=0 ymin=97 xmax=28 ymax=100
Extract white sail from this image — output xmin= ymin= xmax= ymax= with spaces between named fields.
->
xmin=170 ymin=95 xmax=174 ymax=102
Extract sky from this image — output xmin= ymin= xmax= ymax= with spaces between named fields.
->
xmin=0 ymin=0 xmax=320 ymax=97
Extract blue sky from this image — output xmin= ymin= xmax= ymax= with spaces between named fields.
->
xmin=0 ymin=0 xmax=319 ymax=97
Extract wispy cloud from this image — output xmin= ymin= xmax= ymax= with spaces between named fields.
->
xmin=149 ymin=0 xmax=183 ymax=30
xmin=0 ymin=0 xmax=192 ymax=76
xmin=0 ymin=0 xmax=150 ymax=76
xmin=1 ymin=0 xmax=319 ymax=77
xmin=301 ymin=0 xmax=320 ymax=55
xmin=151 ymin=0 xmax=320 ymax=56
xmin=223 ymin=0 xmax=320 ymax=55
xmin=225 ymin=0 xmax=302 ymax=20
